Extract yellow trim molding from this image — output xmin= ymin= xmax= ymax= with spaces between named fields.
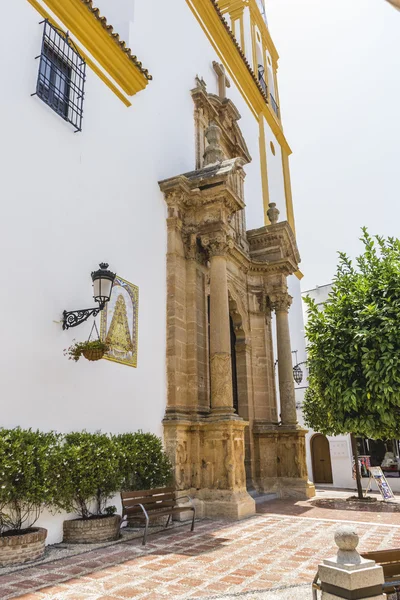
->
xmin=38 ymin=0 xmax=150 ymax=97
xmin=186 ymin=0 xmax=291 ymax=154
xmin=26 ymin=0 xmax=132 ymax=106
xmin=281 ymin=149 xmax=295 ymax=235
xmin=258 ymin=115 xmax=270 ymax=222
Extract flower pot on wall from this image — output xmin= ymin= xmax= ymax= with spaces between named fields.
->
xmin=0 ymin=528 xmax=47 ymax=567
xmin=82 ymin=347 xmax=106 ymax=361
xmin=63 ymin=515 xmax=121 ymax=543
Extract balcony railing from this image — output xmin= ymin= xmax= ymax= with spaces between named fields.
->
xmin=258 ymin=64 xmax=268 ymax=97
xmin=270 ymin=94 xmax=280 ymax=119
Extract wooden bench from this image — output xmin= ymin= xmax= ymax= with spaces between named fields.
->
xmin=361 ymin=549 xmax=400 ymax=598
xmin=313 ymin=548 xmax=400 ymax=599
xmin=120 ymin=487 xmax=196 ymax=545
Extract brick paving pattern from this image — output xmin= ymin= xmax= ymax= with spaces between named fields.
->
xmin=2 ymin=498 xmax=400 ymax=600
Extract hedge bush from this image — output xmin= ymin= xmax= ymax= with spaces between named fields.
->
xmin=114 ymin=432 xmax=173 ymax=491
xmin=0 ymin=428 xmax=62 ymax=534
xmin=0 ymin=428 xmax=173 ymax=532
xmin=55 ymin=431 xmax=122 ymax=519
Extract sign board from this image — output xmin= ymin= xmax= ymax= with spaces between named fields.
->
xmin=366 ymin=466 xmax=395 ymax=501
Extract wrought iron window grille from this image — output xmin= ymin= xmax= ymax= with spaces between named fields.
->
xmin=32 ymin=20 xmax=86 ymax=132
xmin=270 ymin=93 xmax=280 ymax=119
xmin=258 ymin=64 xmax=268 ymax=97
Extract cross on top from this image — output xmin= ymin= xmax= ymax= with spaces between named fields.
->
xmin=212 ymin=61 xmax=231 ymax=99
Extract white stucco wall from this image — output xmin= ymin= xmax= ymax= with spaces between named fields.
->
xmin=1 ymin=0 xmax=304 ymax=543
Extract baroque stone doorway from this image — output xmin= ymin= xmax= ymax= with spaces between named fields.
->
xmin=159 ymin=73 xmax=315 ymax=519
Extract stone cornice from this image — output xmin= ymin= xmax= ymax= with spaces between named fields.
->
xmin=247 ymin=221 xmax=300 ymax=275
xmin=37 ymin=0 xmax=151 ymax=97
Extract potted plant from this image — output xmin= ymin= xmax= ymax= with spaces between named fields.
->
xmin=0 ymin=428 xmax=60 ymax=566
xmin=58 ymin=432 xmax=122 ymax=543
xmin=64 ymin=339 xmax=109 ymax=362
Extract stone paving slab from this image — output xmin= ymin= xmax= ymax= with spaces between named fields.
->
xmin=3 ymin=503 xmax=400 ymax=600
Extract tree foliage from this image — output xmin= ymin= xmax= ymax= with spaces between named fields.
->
xmin=303 ymin=229 xmax=400 ymax=440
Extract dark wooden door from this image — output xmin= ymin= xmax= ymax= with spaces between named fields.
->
xmin=311 ymin=434 xmax=333 ymax=484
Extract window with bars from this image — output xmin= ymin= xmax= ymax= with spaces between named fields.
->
xmin=34 ymin=20 xmax=86 ymax=132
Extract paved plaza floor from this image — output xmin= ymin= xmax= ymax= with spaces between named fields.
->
xmin=3 ymin=489 xmax=400 ymax=600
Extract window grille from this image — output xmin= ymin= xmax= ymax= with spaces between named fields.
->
xmin=33 ymin=20 xmax=86 ymax=132
xmin=257 ymin=64 xmax=268 ymax=97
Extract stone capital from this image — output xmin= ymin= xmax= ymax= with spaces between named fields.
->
xmin=183 ymin=232 xmax=197 ymax=260
xmin=269 ymin=292 xmax=293 ymax=313
xmin=201 ymin=233 xmax=233 ymax=257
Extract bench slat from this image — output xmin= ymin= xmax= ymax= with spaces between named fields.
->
xmin=361 ymin=549 xmax=400 ymax=563
xmin=123 ymin=497 xmax=176 ymax=508
xmin=124 ymin=501 xmax=177 ymax=515
xmin=121 ymin=487 xmax=175 ymax=500
xmin=126 ymin=506 xmax=195 ymax=519
xmin=123 ymin=492 xmax=175 ymax=502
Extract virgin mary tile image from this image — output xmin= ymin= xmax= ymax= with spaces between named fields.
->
xmin=100 ymin=276 xmax=138 ymax=367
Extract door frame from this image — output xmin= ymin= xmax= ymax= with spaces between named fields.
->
xmin=311 ymin=433 xmax=333 ymax=484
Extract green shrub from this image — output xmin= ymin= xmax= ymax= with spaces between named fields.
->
xmin=0 ymin=428 xmax=62 ymax=534
xmin=115 ymin=432 xmax=173 ymax=491
xmin=56 ymin=432 xmax=121 ymax=519
xmin=0 ymin=429 xmax=173 ymax=530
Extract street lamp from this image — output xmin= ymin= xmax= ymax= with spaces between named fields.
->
xmin=62 ymin=263 xmax=116 ymax=330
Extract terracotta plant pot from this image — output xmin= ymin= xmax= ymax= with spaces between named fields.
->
xmin=63 ymin=515 xmax=121 ymax=544
xmin=82 ymin=347 xmax=106 ymax=361
xmin=0 ymin=527 xmax=47 ymax=567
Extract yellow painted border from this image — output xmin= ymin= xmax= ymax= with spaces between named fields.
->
xmin=258 ymin=115 xmax=270 ymax=223
xmin=281 ymin=149 xmax=295 ymax=235
xmin=42 ymin=0 xmax=149 ymax=96
xmin=27 ymin=0 xmax=132 ymax=106
xmin=31 ymin=0 xmax=149 ymax=97
xmin=186 ymin=0 xmax=292 ymax=153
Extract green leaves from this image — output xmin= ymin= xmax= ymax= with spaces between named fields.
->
xmin=304 ymin=229 xmax=400 ymax=440
xmin=115 ymin=432 xmax=173 ymax=492
xmin=0 ymin=429 xmax=173 ymax=531
xmin=0 ymin=429 xmax=63 ymax=533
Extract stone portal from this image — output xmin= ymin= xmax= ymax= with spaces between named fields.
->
xmin=158 ymin=76 xmax=315 ymax=519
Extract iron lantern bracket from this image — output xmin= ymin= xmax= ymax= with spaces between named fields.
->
xmin=62 ymin=302 xmax=105 ymax=330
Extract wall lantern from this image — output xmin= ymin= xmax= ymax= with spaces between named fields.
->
xmin=274 ymin=351 xmax=307 ymax=386
xmin=293 ymin=363 xmax=303 ymax=385
xmin=62 ymin=263 xmax=116 ymax=330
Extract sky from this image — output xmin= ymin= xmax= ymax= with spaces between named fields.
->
xmin=267 ymin=0 xmax=400 ymax=291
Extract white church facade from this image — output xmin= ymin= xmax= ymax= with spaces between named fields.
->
xmin=1 ymin=0 xmax=313 ymax=543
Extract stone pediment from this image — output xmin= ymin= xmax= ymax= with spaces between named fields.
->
xmin=247 ymin=221 xmax=301 ymax=275
xmin=159 ymin=156 xmax=246 ymax=215
xmin=191 ymin=78 xmax=251 ymax=165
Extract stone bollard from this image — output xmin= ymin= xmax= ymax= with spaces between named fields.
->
xmin=318 ymin=526 xmax=385 ymax=600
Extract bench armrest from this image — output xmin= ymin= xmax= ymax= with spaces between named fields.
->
xmin=121 ymin=502 xmax=149 ymax=526
xmin=175 ymin=494 xmax=195 ymax=507
xmin=312 ymin=572 xmax=321 ymax=600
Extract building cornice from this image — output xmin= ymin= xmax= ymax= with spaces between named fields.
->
xmin=30 ymin=0 xmax=151 ymax=99
xmin=186 ymin=0 xmax=292 ymax=154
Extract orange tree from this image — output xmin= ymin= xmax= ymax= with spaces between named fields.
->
xmin=303 ymin=229 xmax=400 ymax=498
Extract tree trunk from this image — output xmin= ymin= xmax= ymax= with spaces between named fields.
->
xmin=351 ymin=433 xmax=364 ymax=499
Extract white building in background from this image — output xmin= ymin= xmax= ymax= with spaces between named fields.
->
xmin=1 ymin=0 xmax=311 ymax=543
xmin=300 ymin=284 xmax=400 ymax=492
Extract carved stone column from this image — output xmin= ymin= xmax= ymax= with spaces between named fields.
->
xmin=202 ymin=233 xmax=235 ymax=416
xmin=270 ymin=292 xmax=297 ymax=426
